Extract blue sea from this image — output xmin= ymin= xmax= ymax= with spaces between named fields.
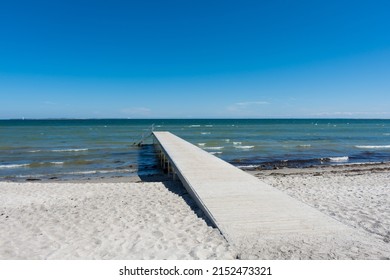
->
xmin=1 ymin=119 xmax=390 ymax=181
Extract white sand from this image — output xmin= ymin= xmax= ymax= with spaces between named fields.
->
xmin=0 ymin=181 xmax=235 ymax=260
xmin=245 ymin=164 xmax=390 ymax=259
xmin=1 ymin=164 xmax=390 ymax=259
xmin=254 ymin=165 xmax=390 ymax=244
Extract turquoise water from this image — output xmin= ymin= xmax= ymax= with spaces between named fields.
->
xmin=1 ymin=119 xmax=390 ymax=181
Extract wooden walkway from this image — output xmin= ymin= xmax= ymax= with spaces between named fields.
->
xmin=153 ymin=132 xmax=346 ymax=243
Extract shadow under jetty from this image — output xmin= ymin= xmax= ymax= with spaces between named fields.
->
xmin=136 ymin=143 xmax=216 ymax=228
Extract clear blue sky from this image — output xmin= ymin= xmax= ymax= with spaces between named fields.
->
xmin=1 ymin=0 xmax=389 ymax=119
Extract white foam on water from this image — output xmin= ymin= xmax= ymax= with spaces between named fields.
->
xmin=16 ymin=174 xmax=45 ymax=178
xmin=298 ymin=144 xmax=311 ymax=148
xmin=197 ymin=143 xmax=206 ymax=146
xmin=67 ymin=170 xmax=97 ymax=175
xmin=28 ymin=150 xmax=41 ymax=153
xmin=347 ymin=161 xmax=388 ymax=165
xmin=225 ymin=139 xmax=230 ymax=142
xmin=205 ymin=125 xmax=213 ymax=127
xmin=51 ymin=148 xmax=89 ymax=152
xmin=0 ymin=163 xmax=29 ymax=169
xmin=50 ymin=162 xmax=64 ymax=165
xmin=235 ymin=145 xmax=255 ymax=149
xmin=209 ymin=152 xmax=223 ymax=155
xmin=383 ymin=133 xmax=390 ymax=136
xmin=355 ymin=145 xmax=390 ymax=149
xmin=67 ymin=169 xmax=137 ymax=175
xmin=328 ymin=156 xmax=349 ymax=162
xmin=99 ymin=169 xmax=136 ymax=174
xmin=203 ymin=146 xmax=224 ymax=150
xmin=189 ymin=125 xmax=201 ymax=127
xmin=201 ymin=132 xmax=211 ymax=135
xmin=237 ymin=165 xmax=259 ymax=169
xmin=233 ymin=142 xmax=242 ymax=145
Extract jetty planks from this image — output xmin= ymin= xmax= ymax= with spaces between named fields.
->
xmin=153 ymin=131 xmax=346 ymax=243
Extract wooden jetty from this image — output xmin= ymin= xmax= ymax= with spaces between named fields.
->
xmin=153 ymin=131 xmax=346 ymax=243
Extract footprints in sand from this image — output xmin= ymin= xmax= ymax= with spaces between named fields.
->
xmin=0 ymin=182 xmax=235 ymax=259
xmin=152 ymin=230 xmax=163 ymax=238
xmin=261 ymin=171 xmax=390 ymax=254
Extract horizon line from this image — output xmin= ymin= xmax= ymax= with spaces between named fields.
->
xmin=1 ymin=117 xmax=390 ymax=121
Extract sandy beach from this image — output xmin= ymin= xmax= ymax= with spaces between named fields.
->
xmin=1 ymin=163 xmax=390 ymax=259
xmin=0 ymin=179 xmax=235 ymax=260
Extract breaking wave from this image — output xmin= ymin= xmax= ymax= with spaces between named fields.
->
xmin=355 ymin=145 xmax=390 ymax=149
xmin=203 ymin=146 xmax=224 ymax=150
xmin=51 ymin=148 xmax=89 ymax=152
xmin=327 ymin=156 xmax=349 ymax=162
xmin=0 ymin=163 xmax=29 ymax=169
xmin=235 ymin=145 xmax=254 ymax=149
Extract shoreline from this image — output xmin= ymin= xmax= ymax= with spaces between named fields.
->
xmin=1 ymin=162 xmax=389 ymax=259
xmin=2 ymin=161 xmax=390 ymax=183
xmin=248 ymin=161 xmax=390 ymax=177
